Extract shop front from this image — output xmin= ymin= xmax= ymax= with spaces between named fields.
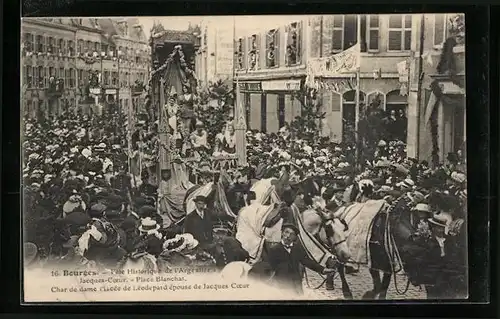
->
xmin=420 ymin=76 xmax=465 ymax=166
xmin=239 ymin=79 xmax=302 ymax=133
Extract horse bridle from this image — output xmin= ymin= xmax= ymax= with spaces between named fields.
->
xmin=322 ymin=216 xmax=349 ymax=247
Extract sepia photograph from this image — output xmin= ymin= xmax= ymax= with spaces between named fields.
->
xmin=21 ymin=14 xmax=467 ymax=302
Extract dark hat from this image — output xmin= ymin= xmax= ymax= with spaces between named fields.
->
xmin=121 ymin=216 xmax=139 ymax=231
xmin=104 ymin=194 xmax=123 ymax=210
xmin=281 ymin=223 xmax=300 ymax=235
xmin=104 ymin=208 xmax=123 ymax=221
xmin=194 ymin=195 xmax=207 ymax=203
xmin=89 ymin=203 xmax=107 ymax=217
xmin=64 ymin=211 xmax=91 ymax=227
xmin=138 ymin=205 xmax=157 ymax=218
xmin=134 ymin=196 xmax=150 ymax=209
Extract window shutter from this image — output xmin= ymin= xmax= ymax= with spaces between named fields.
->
xmin=242 ymin=37 xmax=247 ymax=69
xmin=255 ymin=33 xmax=261 ymax=69
xmin=265 ymin=32 xmax=271 ymax=68
xmin=247 ymin=36 xmax=253 ymax=68
xmin=23 ymin=66 xmax=27 ymax=86
xmin=234 ymin=38 xmax=239 ymax=69
xmin=321 ymin=92 xmax=342 ymax=142
xmin=275 ymin=28 xmax=280 ymax=67
xmin=298 ymin=21 xmax=303 ymax=64
xmin=388 ymin=30 xmax=402 ymax=51
xmin=285 ymin=25 xmax=293 ymax=66
xmin=310 ymin=16 xmax=322 ymax=58
xmin=322 ymin=16 xmax=334 ymax=55
xmin=330 ymin=93 xmax=342 ymax=142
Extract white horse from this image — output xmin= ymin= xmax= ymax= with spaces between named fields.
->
xmin=222 ymin=180 xmax=351 ymax=284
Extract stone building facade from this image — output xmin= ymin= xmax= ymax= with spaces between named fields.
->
xmin=234 ymin=14 xmax=445 ymax=146
xmin=21 ymin=18 xmax=150 ymax=119
xmin=406 ymin=13 xmax=465 ymax=164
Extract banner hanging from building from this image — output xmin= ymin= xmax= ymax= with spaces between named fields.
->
xmin=305 ymin=43 xmax=361 ymax=88
xmin=313 ymin=78 xmax=357 ymax=93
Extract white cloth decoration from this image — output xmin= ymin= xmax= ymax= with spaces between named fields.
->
xmin=77 ymin=225 xmax=103 ymax=255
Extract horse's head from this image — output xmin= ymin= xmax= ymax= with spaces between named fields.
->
xmin=324 ymin=217 xmax=351 ymax=263
xmin=302 ymin=209 xmax=351 ymax=263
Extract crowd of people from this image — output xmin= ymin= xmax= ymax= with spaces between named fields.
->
xmin=23 ymin=97 xmax=468 ymax=299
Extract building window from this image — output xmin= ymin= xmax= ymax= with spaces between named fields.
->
xmin=37 ymin=66 xmax=45 ymax=88
xmin=236 ymin=37 xmax=245 ymax=70
xmin=112 ymin=72 xmax=118 ymax=86
xmin=65 ymin=69 xmax=70 ymax=88
xmin=49 ymin=67 xmax=55 ymax=78
xmin=94 ymin=42 xmax=100 ymax=53
xmin=367 ymin=15 xmax=380 ymax=51
xmin=77 ymin=39 xmax=84 ymax=54
xmin=342 ymin=90 xmax=366 ymax=141
xmin=261 ymin=94 xmax=267 ymax=132
xmin=26 ymin=66 xmax=33 ymax=88
xmin=24 ymin=33 xmax=33 ymax=53
xmin=101 ymin=44 xmax=108 ymax=55
xmin=47 ymin=37 xmax=54 ymax=54
xmin=248 ymin=34 xmax=260 ymax=71
xmin=125 ymin=72 xmax=129 ymax=86
xmin=245 ymin=93 xmax=251 ymax=128
xmin=388 ymin=14 xmax=412 ymax=51
xmin=57 ymin=39 xmax=64 ymax=55
xmin=58 ymin=67 xmax=64 ymax=80
xmin=278 ymin=94 xmax=286 ymax=128
xmin=36 ymin=35 xmax=44 ymax=53
xmin=331 ymin=15 xmax=344 ymax=52
xmin=385 ymin=90 xmax=408 ymax=141
xmin=33 ymin=67 xmax=38 ymax=88
xmin=433 ymin=14 xmax=449 ymax=47
xmin=266 ymin=29 xmax=279 ymax=68
xmin=70 ymin=68 xmax=76 ymax=88
xmin=78 ymin=69 xmax=83 ymax=85
xmin=286 ymin=22 xmax=301 ymax=66
xmin=104 ymin=71 xmax=110 ymax=86
xmin=68 ymin=40 xmax=74 ymax=56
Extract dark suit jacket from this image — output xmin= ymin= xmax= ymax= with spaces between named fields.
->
xmin=183 ymin=210 xmax=213 ymax=248
xmin=261 ymin=240 xmax=324 ymax=295
xmin=206 ymin=236 xmax=249 ymax=269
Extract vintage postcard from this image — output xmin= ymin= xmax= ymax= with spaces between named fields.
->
xmin=22 ymin=14 xmax=467 ymax=302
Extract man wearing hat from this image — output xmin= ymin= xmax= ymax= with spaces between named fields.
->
xmin=84 ymin=203 xmax=127 ymax=267
xmin=258 ymin=223 xmax=335 ymax=295
xmin=183 ymin=195 xmax=214 ymax=249
xmin=323 ymin=181 xmax=346 ymax=214
xmin=205 ymin=222 xmax=249 ymax=270
xmin=424 ymin=212 xmax=467 ymax=299
xmin=136 ymin=217 xmax=164 ymax=257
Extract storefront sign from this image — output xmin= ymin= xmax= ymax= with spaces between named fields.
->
xmin=239 ymin=82 xmax=262 ymax=92
xmin=89 ymin=88 xmax=101 ymax=95
xmin=105 ymin=89 xmax=117 ymax=94
xmin=261 ymin=79 xmax=301 ymax=91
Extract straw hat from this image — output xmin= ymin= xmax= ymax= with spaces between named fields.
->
xmin=138 ymin=217 xmax=160 ymax=233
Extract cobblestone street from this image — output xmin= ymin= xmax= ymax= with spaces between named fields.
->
xmin=303 ymin=268 xmax=427 ymax=300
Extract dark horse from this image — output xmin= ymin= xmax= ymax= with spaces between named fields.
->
xmin=329 ymin=184 xmax=418 ymax=300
